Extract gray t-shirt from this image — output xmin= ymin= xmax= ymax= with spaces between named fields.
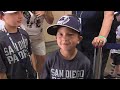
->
xmin=0 ymin=28 xmax=35 ymax=79
xmin=41 ymin=49 xmax=90 ymax=79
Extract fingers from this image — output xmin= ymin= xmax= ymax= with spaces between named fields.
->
xmin=35 ymin=11 xmax=45 ymax=17
xmin=98 ymin=40 xmax=104 ymax=47
xmin=92 ymin=37 xmax=106 ymax=48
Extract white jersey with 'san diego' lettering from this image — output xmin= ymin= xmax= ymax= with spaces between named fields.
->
xmin=40 ymin=49 xmax=90 ymax=79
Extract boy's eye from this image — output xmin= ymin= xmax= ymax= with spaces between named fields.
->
xmin=69 ymin=33 xmax=73 ymax=35
xmin=57 ymin=33 xmax=63 ymax=36
xmin=13 ymin=12 xmax=18 ymax=14
xmin=57 ymin=33 xmax=75 ymax=37
xmin=68 ymin=33 xmax=74 ymax=36
xmin=14 ymin=11 xmax=23 ymax=14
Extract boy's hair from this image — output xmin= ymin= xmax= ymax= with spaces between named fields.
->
xmin=47 ymin=15 xmax=81 ymax=36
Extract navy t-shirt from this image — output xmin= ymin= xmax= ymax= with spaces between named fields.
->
xmin=0 ymin=28 xmax=34 ymax=79
xmin=40 ymin=49 xmax=90 ymax=79
xmin=72 ymin=11 xmax=117 ymax=43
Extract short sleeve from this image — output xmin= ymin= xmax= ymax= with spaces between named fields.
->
xmin=40 ymin=56 xmax=51 ymax=79
xmin=0 ymin=44 xmax=6 ymax=73
xmin=27 ymin=36 xmax=32 ymax=55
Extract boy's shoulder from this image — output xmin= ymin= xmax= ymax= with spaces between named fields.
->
xmin=45 ymin=50 xmax=59 ymax=65
xmin=77 ymin=50 xmax=90 ymax=64
xmin=47 ymin=49 xmax=59 ymax=59
xmin=18 ymin=28 xmax=29 ymax=36
xmin=0 ymin=30 xmax=6 ymax=38
xmin=0 ymin=31 xmax=7 ymax=43
xmin=47 ymin=49 xmax=62 ymax=61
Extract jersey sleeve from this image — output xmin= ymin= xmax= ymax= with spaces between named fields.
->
xmin=40 ymin=56 xmax=51 ymax=79
xmin=27 ymin=36 xmax=32 ymax=55
xmin=84 ymin=58 xmax=91 ymax=79
xmin=0 ymin=44 xmax=6 ymax=73
xmin=23 ymin=30 xmax=32 ymax=55
xmin=20 ymin=29 xmax=32 ymax=55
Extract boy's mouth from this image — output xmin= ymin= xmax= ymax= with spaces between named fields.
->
xmin=62 ymin=43 xmax=70 ymax=45
xmin=17 ymin=20 xmax=22 ymax=23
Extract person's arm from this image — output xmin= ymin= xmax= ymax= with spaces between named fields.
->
xmin=92 ymin=11 xmax=114 ymax=47
xmin=44 ymin=11 xmax=54 ymax=24
xmin=27 ymin=32 xmax=37 ymax=72
xmin=0 ymin=73 xmax=7 ymax=79
xmin=34 ymin=11 xmax=54 ymax=24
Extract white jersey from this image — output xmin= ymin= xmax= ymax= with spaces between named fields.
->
xmin=22 ymin=11 xmax=44 ymax=35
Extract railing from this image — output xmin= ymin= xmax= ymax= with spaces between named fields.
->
xmin=92 ymin=43 xmax=120 ymax=79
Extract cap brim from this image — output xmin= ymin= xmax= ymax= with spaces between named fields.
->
xmin=3 ymin=11 xmax=17 ymax=14
xmin=47 ymin=24 xmax=62 ymax=35
xmin=47 ymin=24 xmax=80 ymax=36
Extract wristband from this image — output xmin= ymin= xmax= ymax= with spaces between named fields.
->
xmin=98 ymin=35 xmax=107 ymax=43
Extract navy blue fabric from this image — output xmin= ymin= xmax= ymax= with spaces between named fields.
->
xmin=40 ymin=49 xmax=90 ymax=79
xmin=0 ymin=28 xmax=36 ymax=79
xmin=47 ymin=15 xmax=81 ymax=35
xmin=73 ymin=11 xmax=117 ymax=79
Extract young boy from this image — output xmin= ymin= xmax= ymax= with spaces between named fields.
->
xmin=0 ymin=11 xmax=36 ymax=79
xmin=40 ymin=15 xmax=90 ymax=79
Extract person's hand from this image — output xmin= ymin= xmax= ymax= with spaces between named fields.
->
xmin=34 ymin=11 xmax=46 ymax=17
xmin=92 ymin=36 xmax=107 ymax=48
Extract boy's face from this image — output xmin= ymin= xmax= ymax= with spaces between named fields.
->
xmin=2 ymin=11 xmax=23 ymax=27
xmin=56 ymin=27 xmax=82 ymax=51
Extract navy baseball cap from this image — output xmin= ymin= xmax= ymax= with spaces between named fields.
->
xmin=47 ymin=15 xmax=81 ymax=35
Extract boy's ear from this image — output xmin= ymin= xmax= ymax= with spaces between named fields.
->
xmin=79 ymin=36 xmax=83 ymax=41
xmin=77 ymin=36 xmax=83 ymax=44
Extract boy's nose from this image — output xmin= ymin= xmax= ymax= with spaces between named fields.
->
xmin=62 ymin=35 xmax=69 ymax=41
xmin=18 ymin=11 xmax=23 ymax=17
xmin=19 ymin=14 xmax=23 ymax=19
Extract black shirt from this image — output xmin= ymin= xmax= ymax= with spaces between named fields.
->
xmin=72 ymin=11 xmax=117 ymax=43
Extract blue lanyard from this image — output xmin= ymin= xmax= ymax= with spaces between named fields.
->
xmin=3 ymin=27 xmax=26 ymax=51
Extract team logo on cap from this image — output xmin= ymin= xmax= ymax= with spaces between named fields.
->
xmin=57 ymin=16 xmax=70 ymax=25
